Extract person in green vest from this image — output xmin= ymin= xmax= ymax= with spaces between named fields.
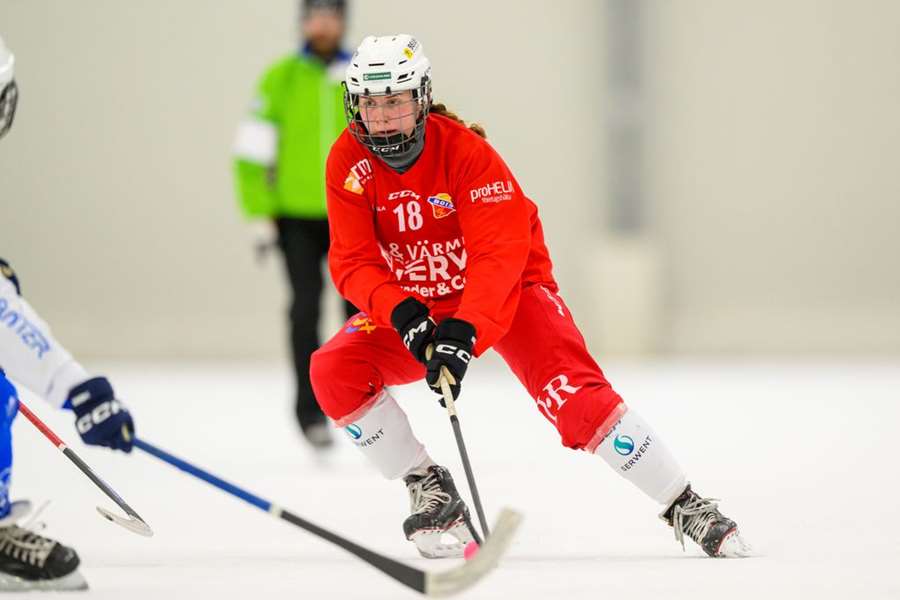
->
xmin=233 ymin=0 xmax=356 ymax=449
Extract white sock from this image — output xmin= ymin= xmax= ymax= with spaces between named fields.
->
xmin=338 ymin=390 xmax=432 ymax=480
xmin=593 ymin=407 xmax=687 ymax=505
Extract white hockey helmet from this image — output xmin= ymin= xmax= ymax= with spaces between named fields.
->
xmin=0 ymin=35 xmax=18 ymax=139
xmin=343 ymin=34 xmax=432 ymax=158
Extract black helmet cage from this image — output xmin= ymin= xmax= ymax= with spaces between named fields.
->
xmin=0 ymin=79 xmax=17 ymax=140
xmin=342 ymin=75 xmax=432 ymax=157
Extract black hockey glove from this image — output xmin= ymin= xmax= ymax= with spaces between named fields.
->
xmin=67 ymin=377 xmax=135 ymax=453
xmin=425 ymin=319 xmax=476 ymax=404
xmin=0 ymin=258 xmax=21 ymax=295
xmin=391 ymin=297 xmax=436 ymax=364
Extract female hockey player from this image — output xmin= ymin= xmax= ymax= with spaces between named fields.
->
xmin=0 ymin=35 xmax=136 ymax=591
xmin=310 ymin=34 xmax=751 ymax=559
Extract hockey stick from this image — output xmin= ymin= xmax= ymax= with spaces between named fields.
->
xmin=134 ymin=437 xmax=521 ymax=597
xmin=17 ymin=401 xmax=153 ymax=537
xmin=439 ymin=371 xmax=491 ymax=540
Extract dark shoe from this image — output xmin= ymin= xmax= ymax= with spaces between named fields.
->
xmin=301 ymin=420 xmax=334 ymax=449
xmin=661 ymin=485 xmax=752 ymax=557
xmin=403 ymin=465 xmax=480 ymax=558
xmin=0 ymin=501 xmax=87 ymax=591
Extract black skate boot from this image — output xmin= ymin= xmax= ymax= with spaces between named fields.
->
xmin=297 ymin=401 xmax=333 ymax=450
xmin=661 ymin=485 xmax=752 ymax=558
xmin=0 ymin=501 xmax=87 ymax=591
xmin=296 ymin=385 xmax=333 ymax=450
xmin=300 ymin=418 xmax=334 ymax=450
xmin=403 ymin=465 xmax=481 ymax=559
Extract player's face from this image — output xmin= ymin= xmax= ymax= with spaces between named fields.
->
xmin=358 ymin=91 xmax=418 ymax=138
xmin=302 ymin=9 xmax=344 ymax=58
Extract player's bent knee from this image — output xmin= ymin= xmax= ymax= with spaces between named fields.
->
xmin=547 ymin=382 xmax=625 ymax=451
xmin=310 ymin=346 xmax=384 ymax=421
xmin=309 ymin=348 xmax=341 ymax=417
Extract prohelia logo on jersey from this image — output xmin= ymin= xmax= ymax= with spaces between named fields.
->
xmin=427 ymin=193 xmax=455 ymax=219
xmin=344 ymin=158 xmax=373 ymax=195
xmin=470 ymin=179 xmax=514 ymax=204
xmin=345 ymin=315 xmax=376 ymax=334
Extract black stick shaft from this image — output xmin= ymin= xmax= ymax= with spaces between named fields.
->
xmin=439 ymin=375 xmax=491 ymax=540
xmin=278 ymin=510 xmax=425 ymax=592
xmin=448 ymin=413 xmax=491 ymax=539
xmin=17 ymin=400 xmax=146 ymax=522
xmin=134 ymin=438 xmax=426 ymax=593
xmin=62 ymin=446 xmax=144 ymax=520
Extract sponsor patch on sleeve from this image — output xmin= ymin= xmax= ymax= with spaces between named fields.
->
xmin=343 ymin=158 xmax=373 ymax=195
xmin=469 ymin=179 xmax=514 ymax=204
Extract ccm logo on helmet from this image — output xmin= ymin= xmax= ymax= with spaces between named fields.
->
xmin=435 ymin=343 xmax=471 ymax=364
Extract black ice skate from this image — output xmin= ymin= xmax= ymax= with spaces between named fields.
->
xmin=661 ymin=485 xmax=752 ymax=558
xmin=301 ymin=420 xmax=334 ymax=450
xmin=403 ymin=465 xmax=481 ymax=559
xmin=0 ymin=500 xmax=86 ymax=592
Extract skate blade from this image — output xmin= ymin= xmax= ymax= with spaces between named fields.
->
xmin=410 ymin=519 xmax=476 ymax=559
xmin=716 ymin=528 xmax=754 ymax=558
xmin=0 ymin=569 xmax=88 ymax=592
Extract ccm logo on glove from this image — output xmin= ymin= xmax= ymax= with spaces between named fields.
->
xmin=434 ymin=343 xmax=471 ymax=364
xmin=391 ymin=297 xmax=436 ymax=364
xmin=425 ymin=319 xmax=477 ymax=403
xmin=72 ymin=396 xmax=125 ymax=434
xmin=66 ymin=377 xmax=135 ymax=453
xmin=404 ymin=320 xmax=433 ymax=351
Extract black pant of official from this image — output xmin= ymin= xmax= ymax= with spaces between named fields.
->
xmin=276 ymin=218 xmax=357 ymax=432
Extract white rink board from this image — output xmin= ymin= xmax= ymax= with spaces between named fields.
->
xmin=10 ymin=357 xmax=900 ymax=599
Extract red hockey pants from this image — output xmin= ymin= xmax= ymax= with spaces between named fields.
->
xmin=310 ymin=284 xmax=624 ymax=450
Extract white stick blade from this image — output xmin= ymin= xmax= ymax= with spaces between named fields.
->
xmin=425 ymin=507 xmax=522 ymax=597
xmin=96 ymin=506 xmax=154 ymax=537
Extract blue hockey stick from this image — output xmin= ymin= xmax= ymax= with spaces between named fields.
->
xmin=134 ymin=437 xmax=521 ymax=597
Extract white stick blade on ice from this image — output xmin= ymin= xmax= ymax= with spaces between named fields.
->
xmin=425 ymin=507 xmax=522 ymax=597
xmin=96 ymin=506 xmax=154 ymax=537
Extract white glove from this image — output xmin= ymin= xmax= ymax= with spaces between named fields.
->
xmin=249 ymin=220 xmax=277 ymax=263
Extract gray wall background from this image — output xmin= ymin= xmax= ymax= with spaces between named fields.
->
xmin=1 ymin=0 xmax=898 ymax=359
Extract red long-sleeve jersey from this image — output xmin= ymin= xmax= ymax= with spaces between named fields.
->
xmin=325 ymin=114 xmax=556 ymax=355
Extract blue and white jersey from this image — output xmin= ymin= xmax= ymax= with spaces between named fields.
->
xmin=0 ymin=269 xmax=87 ymax=408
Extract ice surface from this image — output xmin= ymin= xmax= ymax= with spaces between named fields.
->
xmin=10 ymin=356 xmax=900 ymax=599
